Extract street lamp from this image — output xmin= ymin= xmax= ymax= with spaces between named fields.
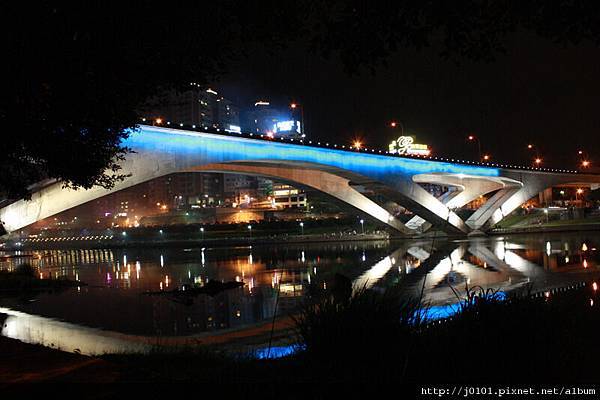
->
xmin=467 ymin=135 xmax=482 ymax=161
xmin=483 ymin=154 xmax=491 ymax=161
xmin=247 ymin=224 xmax=252 ymax=238
xmin=353 ymin=140 xmax=362 ymax=150
xmin=200 ymin=227 xmax=204 ymax=240
xmin=290 ymin=102 xmax=305 ymax=138
xmin=299 ymin=222 xmax=304 ymax=235
xmin=360 ymin=219 xmax=364 ymax=235
xmin=534 ymin=158 xmax=542 ymax=167
xmin=390 ymin=121 xmax=405 ymax=136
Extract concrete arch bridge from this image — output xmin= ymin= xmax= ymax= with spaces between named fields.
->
xmin=1 ymin=125 xmax=599 ymax=236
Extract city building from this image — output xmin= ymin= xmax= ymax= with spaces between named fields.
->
xmin=272 ymin=183 xmax=307 ymax=209
xmin=242 ymin=101 xmax=303 ymax=139
xmin=146 ymin=84 xmax=240 ymax=131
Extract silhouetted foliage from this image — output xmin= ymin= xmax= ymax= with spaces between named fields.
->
xmin=5 ymin=1 xmax=600 ymax=198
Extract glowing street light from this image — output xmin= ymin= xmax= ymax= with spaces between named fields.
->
xmin=534 ymin=158 xmax=542 ymax=166
xmin=582 ymin=160 xmax=591 ymax=168
xmin=200 ymin=227 xmax=204 ymax=240
xmin=483 ymin=154 xmax=491 ymax=161
xmin=247 ymin=224 xmax=252 ymax=238
xmin=299 ymin=222 xmax=304 ymax=235
xmin=527 ymin=144 xmax=534 ymax=149
xmin=353 ymin=140 xmax=362 ymax=150
xmin=155 ymin=118 xmax=163 ymax=125
xmin=359 ymin=219 xmax=364 ymax=235
xmin=467 ymin=135 xmax=482 ymax=161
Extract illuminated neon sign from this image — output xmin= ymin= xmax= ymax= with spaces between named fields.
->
xmin=389 ymin=136 xmax=430 ymax=156
xmin=273 ymin=120 xmax=301 ymax=133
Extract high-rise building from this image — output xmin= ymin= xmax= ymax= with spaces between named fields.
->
xmin=146 ymin=84 xmax=240 ymax=131
xmin=242 ymin=101 xmax=303 ymax=139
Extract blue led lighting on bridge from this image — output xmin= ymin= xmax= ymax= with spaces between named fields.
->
xmin=125 ymin=126 xmax=500 ymax=179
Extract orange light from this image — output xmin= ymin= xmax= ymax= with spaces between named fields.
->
xmin=527 ymin=144 xmax=533 ymax=149
xmin=582 ymin=160 xmax=590 ymax=167
xmin=353 ymin=140 xmax=362 ymax=149
xmin=483 ymin=154 xmax=490 ymax=161
xmin=390 ymin=121 xmax=397 ymax=128
xmin=290 ymin=103 xmax=297 ymax=109
xmin=155 ymin=118 xmax=163 ymax=125
xmin=535 ymin=158 xmax=542 ymax=165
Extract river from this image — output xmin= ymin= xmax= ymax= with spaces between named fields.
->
xmin=1 ymin=232 xmax=600 ymax=355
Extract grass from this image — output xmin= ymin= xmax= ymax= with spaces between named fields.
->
xmin=5 ymin=275 xmax=600 ymax=387
xmin=100 ymin=280 xmax=599 ymax=384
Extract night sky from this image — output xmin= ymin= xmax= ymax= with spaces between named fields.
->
xmin=217 ymin=30 xmax=600 ymax=169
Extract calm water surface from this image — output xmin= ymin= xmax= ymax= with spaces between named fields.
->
xmin=2 ymin=232 xmax=600 ymax=353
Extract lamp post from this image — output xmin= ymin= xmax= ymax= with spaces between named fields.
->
xmin=247 ymin=224 xmax=252 ymax=238
xmin=360 ymin=219 xmax=364 ymax=235
xmin=299 ymin=222 xmax=304 ymax=235
xmin=467 ymin=135 xmax=482 ymax=161
xmin=200 ymin=227 xmax=204 ymax=240
xmin=290 ymin=102 xmax=305 ymax=139
xmin=390 ymin=121 xmax=405 ymax=137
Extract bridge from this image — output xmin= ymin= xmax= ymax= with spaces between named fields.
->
xmin=1 ymin=124 xmax=599 ymax=235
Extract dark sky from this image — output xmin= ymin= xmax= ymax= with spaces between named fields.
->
xmin=216 ymin=30 xmax=600 ymax=169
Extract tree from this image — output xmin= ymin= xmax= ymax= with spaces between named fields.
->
xmin=4 ymin=1 xmax=600 ymax=199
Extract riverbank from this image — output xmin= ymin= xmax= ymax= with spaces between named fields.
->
xmin=5 ymin=232 xmax=391 ymax=251
xmin=491 ymin=220 xmax=600 ymax=235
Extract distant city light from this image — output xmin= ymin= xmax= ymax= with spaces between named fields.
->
xmin=582 ymin=160 xmax=590 ymax=167
xmin=353 ymin=140 xmax=362 ymax=149
xmin=527 ymin=144 xmax=533 ymax=149
xmin=535 ymin=158 xmax=542 ymax=165
xmin=483 ymin=154 xmax=490 ymax=161
xmin=155 ymin=118 xmax=163 ymax=125
xmin=390 ymin=121 xmax=397 ymax=128
xmin=290 ymin=103 xmax=297 ymax=109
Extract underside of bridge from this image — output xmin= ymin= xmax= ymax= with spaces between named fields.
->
xmin=1 ymin=126 xmax=599 ymax=236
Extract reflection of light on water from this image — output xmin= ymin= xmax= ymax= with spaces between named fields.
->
xmin=352 ymin=256 xmax=392 ymax=293
xmin=546 ymin=242 xmax=552 ymax=256
xmin=0 ymin=307 xmax=151 ymax=356
xmin=301 ymin=251 xmax=305 ymax=263
xmin=583 ymin=259 xmax=588 ymax=269
xmin=160 ymin=254 xmax=164 ymax=267
xmin=254 ymin=345 xmax=299 ymax=359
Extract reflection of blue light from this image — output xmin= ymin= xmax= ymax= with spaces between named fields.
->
xmin=126 ymin=126 xmax=500 ymax=179
xmin=254 ymin=345 xmax=299 ymax=359
xmin=421 ymin=291 xmax=507 ymax=322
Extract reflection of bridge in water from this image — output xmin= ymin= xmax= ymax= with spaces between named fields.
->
xmin=1 ymin=235 xmax=599 ymax=356
xmin=2 ymin=124 xmax=600 ymax=235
